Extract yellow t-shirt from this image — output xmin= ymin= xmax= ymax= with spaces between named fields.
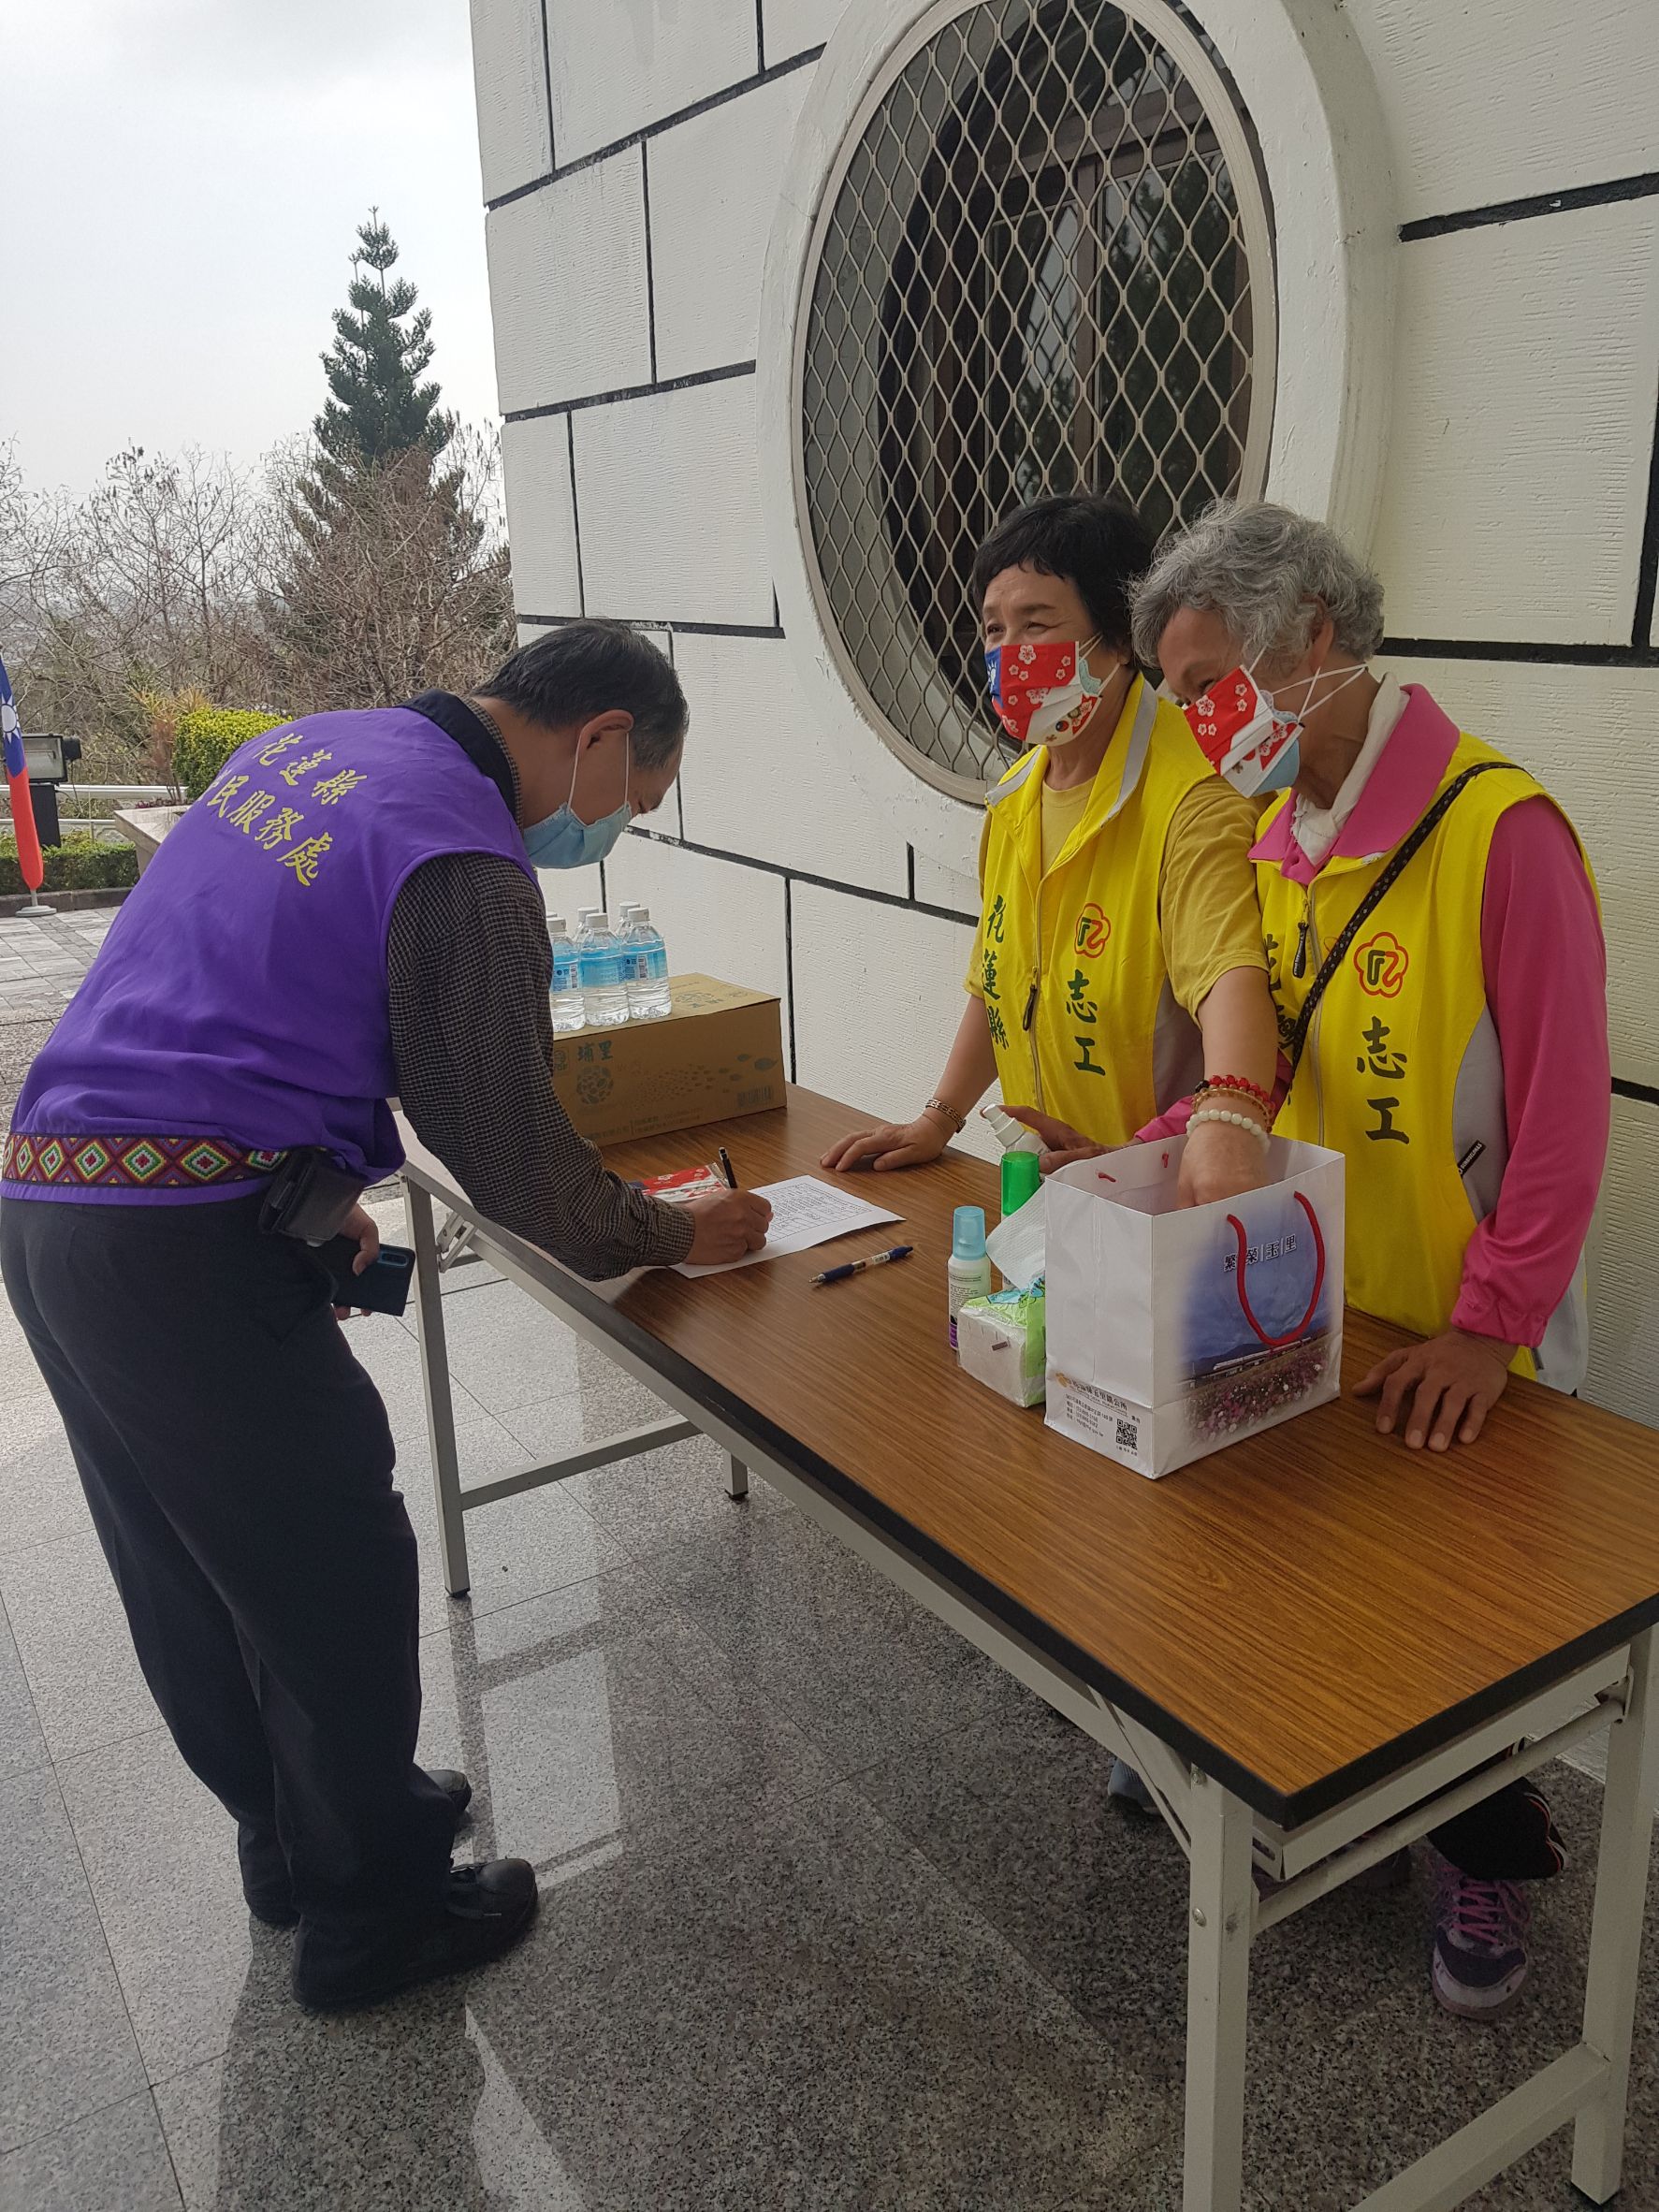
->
xmin=969 ymin=773 xmax=1265 ymax=1016
xmin=1159 ymin=777 xmax=1270 ymax=1016
xmin=1039 ymin=779 xmax=1093 ymax=876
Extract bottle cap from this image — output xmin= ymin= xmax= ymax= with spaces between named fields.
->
xmin=575 ymin=909 xmax=599 ymax=927
xmin=632 ymin=905 xmax=651 ymax=925
xmin=952 ymin=1205 xmax=987 ymax=1260
xmin=547 ymin=914 xmax=567 ymax=932
xmin=1000 ymin=1148 xmax=1041 ymax=1217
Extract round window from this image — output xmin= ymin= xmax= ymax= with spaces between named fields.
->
xmin=795 ymin=0 xmax=1276 ymax=800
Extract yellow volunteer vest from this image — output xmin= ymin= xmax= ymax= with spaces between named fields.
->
xmin=1259 ymin=731 xmax=1583 ymax=1375
xmin=973 ymin=677 xmax=1214 ymax=1144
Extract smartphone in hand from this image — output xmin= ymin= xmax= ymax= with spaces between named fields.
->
xmin=314 ymin=1235 xmax=415 ymax=1317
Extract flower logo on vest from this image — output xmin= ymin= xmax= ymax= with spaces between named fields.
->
xmin=1074 ymin=903 xmax=1112 ymax=959
xmin=1354 ymin=929 xmax=1409 ymax=998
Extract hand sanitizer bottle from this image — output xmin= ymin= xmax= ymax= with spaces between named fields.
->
xmin=947 ymin=1205 xmax=993 ymax=1350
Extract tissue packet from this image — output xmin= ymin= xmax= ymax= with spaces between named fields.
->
xmin=956 ymin=1284 xmax=1046 ymax=1408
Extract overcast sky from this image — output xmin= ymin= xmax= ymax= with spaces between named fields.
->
xmin=6 ymin=0 xmax=500 ymax=496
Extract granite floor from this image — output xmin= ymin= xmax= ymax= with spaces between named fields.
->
xmin=2 ymin=1200 xmax=1657 ymax=2209
xmin=0 ymin=910 xmax=111 ymax=1126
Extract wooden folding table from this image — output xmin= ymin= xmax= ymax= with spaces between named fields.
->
xmin=400 ymin=1088 xmax=1659 ymax=2211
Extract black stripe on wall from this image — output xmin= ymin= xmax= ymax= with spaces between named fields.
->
xmin=1633 ymin=371 xmax=1659 ymax=651
xmin=641 ymin=145 xmax=659 ymax=385
xmin=1384 ymin=637 xmax=1659 ymax=669
xmin=505 ymin=360 xmax=755 ymax=425
xmin=487 ymin=45 xmax=825 ymax=211
xmin=1400 ymin=170 xmax=1659 ymax=242
xmin=519 ymin=614 xmax=786 ymax=641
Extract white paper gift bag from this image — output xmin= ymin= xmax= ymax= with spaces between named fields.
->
xmin=1044 ymin=1134 xmax=1345 ymax=1477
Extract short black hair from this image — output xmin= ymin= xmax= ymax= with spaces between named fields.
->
xmin=481 ymin=620 xmax=688 ymax=769
xmin=969 ymin=493 xmax=1156 ymax=660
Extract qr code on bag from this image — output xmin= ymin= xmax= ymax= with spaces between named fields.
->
xmin=1114 ymin=1418 xmax=1139 ymax=1454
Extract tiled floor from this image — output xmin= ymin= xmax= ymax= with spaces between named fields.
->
xmin=0 ymin=910 xmax=111 ymax=1126
xmin=3 ymin=1211 xmax=1659 ymax=2207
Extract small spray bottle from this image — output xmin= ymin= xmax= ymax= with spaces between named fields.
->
xmin=980 ymin=1101 xmax=1042 ymax=1155
xmin=947 ymin=1205 xmax=993 ymax=1351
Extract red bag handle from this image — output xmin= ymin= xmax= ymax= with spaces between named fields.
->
xmin=1225 ymin=1192 xmax=1326 ymax=1348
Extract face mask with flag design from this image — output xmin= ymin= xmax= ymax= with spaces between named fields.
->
xmin=984 ymin=633 xmax=1112 ymax=749
xmin=1183 ymin=665 xmax=1302 ymax=796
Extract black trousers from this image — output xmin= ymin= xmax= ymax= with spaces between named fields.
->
xmin=1 ymin=1192 xmax=455 ymax=1978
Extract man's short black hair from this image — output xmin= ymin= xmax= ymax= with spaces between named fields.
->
xmin=969 ymin=493 xmax=1156 ymax=659
xmin=481 ymin=620 xmax=689 ymax=769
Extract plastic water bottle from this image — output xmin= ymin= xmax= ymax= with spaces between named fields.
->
xmin=546 ymin=915 xmax=586 ymax=1035
xmin=619 ymin=905 xmax=672 ymax=1021
xmin=575 ymin=910 xmax=630 ymax=1027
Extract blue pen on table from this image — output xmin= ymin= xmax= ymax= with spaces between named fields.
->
xmin=811 ymin=1244 xmax=914 ymax=1288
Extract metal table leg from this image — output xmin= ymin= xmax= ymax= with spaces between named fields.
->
xmin=1183 ymin=1767 xmax=1255 ymax=2212
xmin=726 ymin=1453 xmax=749 ymax=1501
xmin=1573 ymin=1623 xmax=1659 ymax=2205
xmin=406 ymin=1178 xmax=471 ymax=1597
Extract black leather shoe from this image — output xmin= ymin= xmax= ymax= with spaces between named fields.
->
xmin=243 ymin=1769 xmax=475 ymax=1929
xmin=291 ymin=1858 xmax=538 ymax=2012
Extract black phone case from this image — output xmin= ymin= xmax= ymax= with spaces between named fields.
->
xmin=314 ymin=1236 xmax=415 ymax=1317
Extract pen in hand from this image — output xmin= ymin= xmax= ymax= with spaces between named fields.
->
xmin=719 ymin=1147 xmax=737 ymax=1191
xmin=811 ymin=1244 xmax=914 ymax=1288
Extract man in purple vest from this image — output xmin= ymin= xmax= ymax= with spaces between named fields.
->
xmin=0 ymin=621 xmax=770 ymax=2011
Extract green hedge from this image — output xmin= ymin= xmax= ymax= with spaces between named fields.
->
xmin=0 ymin=834 xmax=139 ymax=896
xmin=173 ymin=706 xmax=289 ymax=803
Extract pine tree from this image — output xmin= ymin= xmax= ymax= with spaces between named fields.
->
xmin=266 ymin=218 xmax=511 ymax=709
xmin=313 ymin=211 xmax=453 ymax=475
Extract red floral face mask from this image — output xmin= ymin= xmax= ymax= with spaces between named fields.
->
xmin=984 ymin=633 xmax=1111 ymax=747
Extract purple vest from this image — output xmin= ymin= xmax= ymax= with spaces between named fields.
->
xmin=7 ymin=705 xmax=533 ymax=1202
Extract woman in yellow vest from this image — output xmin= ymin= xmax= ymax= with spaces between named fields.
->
xmin=823 ymin=495 xmax=1280 ymax=1203
xmin=1129 ymin=499 xmax=1608 ymax=2023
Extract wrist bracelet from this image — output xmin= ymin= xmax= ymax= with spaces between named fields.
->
xmin=1188 ymin=1106 xmax=1272 ymax=1150
xmin=921 ymin=1096 xmax=968 ymax=1135
xmin=1197 ymin=1073 xmax=1274 ymax=1115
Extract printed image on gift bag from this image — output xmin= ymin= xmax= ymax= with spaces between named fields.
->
xmin=1181 ymin=1181 xmax=1339 ymax=1450
xmin=1045 ymin=1136 xmax=1345 ymax=1477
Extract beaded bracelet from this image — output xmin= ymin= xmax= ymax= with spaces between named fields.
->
xmin=1188 ymin=1106 xmax=1272 ymax=1150
xmin=1197 ymin=1072 xmax=1274 ymax=1116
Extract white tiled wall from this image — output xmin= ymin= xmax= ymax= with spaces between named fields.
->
xmin=501 ymin=416 xmax=581 ymax=618
xmin=763 ymin=0 xmax=847 ymax=65
xmin=473 ymin=0 xmax=1659 ymax=1429
xmin=1372 ymin=197 xmax=1659 ymax=646
xmin=648 ymin=69 xmax=815 ymax=380
xmin=467 ymin=0 xmax=551 ymax=202
xmin=571 ymin=378 xmax=772 ymax=625
xmin=1344 ymin=0 xmax=1658 ymax=220
xmin=486 ymin=153 xmax=651 ymax=414
xmin=1584 ymin=1097 xmax=1659 ymax=1428
xmin=674 ymin=633 xmax=908 ymax=892
xmin=546 ymin=0 xmax=759 ymax=167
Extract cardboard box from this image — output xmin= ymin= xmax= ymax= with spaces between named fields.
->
xmin=549 ymin=975 xmax=785 ymax=1146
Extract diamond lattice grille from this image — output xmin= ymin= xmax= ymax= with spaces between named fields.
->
xmin=799 ymin=0 xmax=1273 ymax=796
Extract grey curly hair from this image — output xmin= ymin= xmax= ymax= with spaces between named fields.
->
xmin=1130 ymin=501 xmax=1386 ymax=675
